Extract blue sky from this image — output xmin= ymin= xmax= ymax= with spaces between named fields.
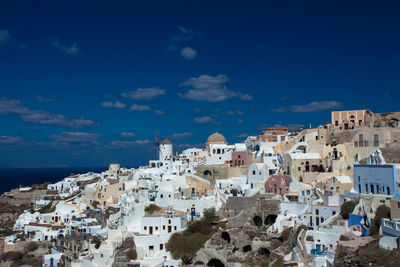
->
xmin=0 ymin=1 xmax=400 ymax=168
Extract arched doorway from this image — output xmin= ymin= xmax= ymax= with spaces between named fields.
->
xmin=207 ymin=259 xmax=225 ymax=267
xmin=264 ymin=214 xmax=277 ymax=225
xmin=203 ymin=170 xmax=212 ymax=179
xmin=258 ymin=247 xmax=270 ymax=258
xmin=243 ymin=245 xmax=252 ymax=252
xmin=221 ymin=231 xmax=230 ymax=243
xmin=253 ymin=215 xmax=262 ymax=227
xmin=305 ymin=161 xmax=310 ymax=172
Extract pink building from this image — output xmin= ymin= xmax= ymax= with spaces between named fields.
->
xmin=265 ymin=175 xmax=292 ymax=195
xmin=230 ymin=151 xmax=251 ymax=167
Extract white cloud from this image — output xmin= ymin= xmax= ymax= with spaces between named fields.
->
xmin=272 ymin=101 xmax=343 ymax=113
xmin=154 ymin=109 xmax=165 ymax=115
xmin=50 ymin=38 xmax=80 ymax=55
xmin=0 ymin=29 xmax=10 ymax=46
xmin=178 ymin=74 xmax=251 ymax=102
xmin=36 ymin=96 xmax=55 ymax=103
xmin=121 ymin=132 xmax=137 ymax=138
xmin=101 ymin=101 xmax=126 ymax=108
xmin=122 ymin=88 xmax=165 ymax=100
xmin=194 ymin=116 xmax=220 ymax=124
xmin=271 ymin=106 xmax=287 ymax=112
xmin=170 ymin=132 xmax=192 ymax=140
xmin=240 ymin=94 xmax=252 ymax=101
xmin=110 ymin=140 xmax=151 ymax=146
xmin=50 ymin=132 xmax=102 ymax=143
xmin=130 ymin=104 xmax=151 ymax=112
xmin=0 ymin=136 xmax=22 ymax=145
xmin=181 ymin=47 xmax=197 ymax=59
xmin=167 ymin=25 xmax=200 ymax=51
xmin=0 ymin=97 xmax=98 ymax=128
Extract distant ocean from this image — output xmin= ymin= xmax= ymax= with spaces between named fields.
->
xmin=0 ymin=167 xmax=107 ymax=194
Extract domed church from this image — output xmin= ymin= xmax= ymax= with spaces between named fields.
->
xmin=206 ymin=132 xmax=227 ymax=152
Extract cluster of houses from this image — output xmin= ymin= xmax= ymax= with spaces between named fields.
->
xmin=3 ymin=108 xmax=400 ymax=267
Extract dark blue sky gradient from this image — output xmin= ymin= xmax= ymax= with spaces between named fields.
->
xmin=0 ymin=1 xmax=399 ymax=168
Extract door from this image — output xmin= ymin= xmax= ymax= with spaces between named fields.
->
xmin=149 ymin=226 xmax=153 ymax=235
xmin=149 ymin=245 xmax=154 ymax=257
xmin=168 ymin=225 xmax=172 ymax=233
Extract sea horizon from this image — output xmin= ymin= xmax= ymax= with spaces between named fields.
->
xmin=0 ymin=166 xmax=110 ymax=194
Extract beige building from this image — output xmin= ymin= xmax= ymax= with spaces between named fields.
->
xmin=82 ymin=180 xmax=126 ymax=207
xmin=315 ymin=175 xmax=353 ymax=195
xmin=331 ymin=109 xmax=374 ymax=130
xmin=390 ymin=198 xmax=400 ymax=219
xmin=185 ymin=175 xmax=213 ymax=197
xmin=332 ymin=109 xmax=400 ymax=130
xmin=284 ymin=152 xmax=328 ymax=183
xmin=195 ymin=164 xmax=248 ymax=185
xmin=206 ymin=132 xmax=228 ymax=152
xmin=353 ymin=194 xmax=392 ymax=222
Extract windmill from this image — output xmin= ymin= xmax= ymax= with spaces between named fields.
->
xmin=153 ymin=129 xmax=161 ymax=158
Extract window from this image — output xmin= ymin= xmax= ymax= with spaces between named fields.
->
xmin=335 ymin=120 xmax=338 ymax=126
xmin=163 ymin=225 xmax=165 ymax=230
xmin=144 ymin=226 xmax=147 ymax=230
xmin=359 ymin=134 xmax=364 ymax=147
xmin=374 ymin=135 xmax=379 ymax=147
xmin=168 ymin=219 xmax=171 ymax=224
xmin=174 ymin=226 xmax=177 ymax=230
xmin=316 ymin=209 xmax=319 ymax=215
xmin=160 ymin=244 xmax=163 ymax=250
xmin=252 ymin=170 xmax=256 ymax=175
xmin=359 ymin=120 xmax=362 ymax=126
xmin=155 ymin=226 xmax=158 ymax=230
xmin=397 ymin=202 xmax=400 ymax=208
xmin=365 ymin=184 xmax=368 ymax=193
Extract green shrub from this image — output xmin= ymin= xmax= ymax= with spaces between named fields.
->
xmin=126 ymin=248 xmax=137 ymax=260
xmin=271 ymin=257 xmax=284 ymax=267
xmin=280 ymin=227 xmax=292 ymax=241
xmin=38 ymin=202 xmax=55 ymax=213
xmin=144 ymin=204 xmax=161 ymax=214
xmin=271 ymin=239 xmax=283 ymax=249
xmin=339 ymin=235 xmax=350 ymax=241
xmin=92 ymin=200 xmax=100 ymax=209
xmin=25 ymin=242 xmax=39 ymax=252
xmin=295 ymin=224 xmax=307 ymax=237
xmin=340 ymin=200 xmax=358 ymax=220
xmin=1 ymin=251 xmax=24 ymax=261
